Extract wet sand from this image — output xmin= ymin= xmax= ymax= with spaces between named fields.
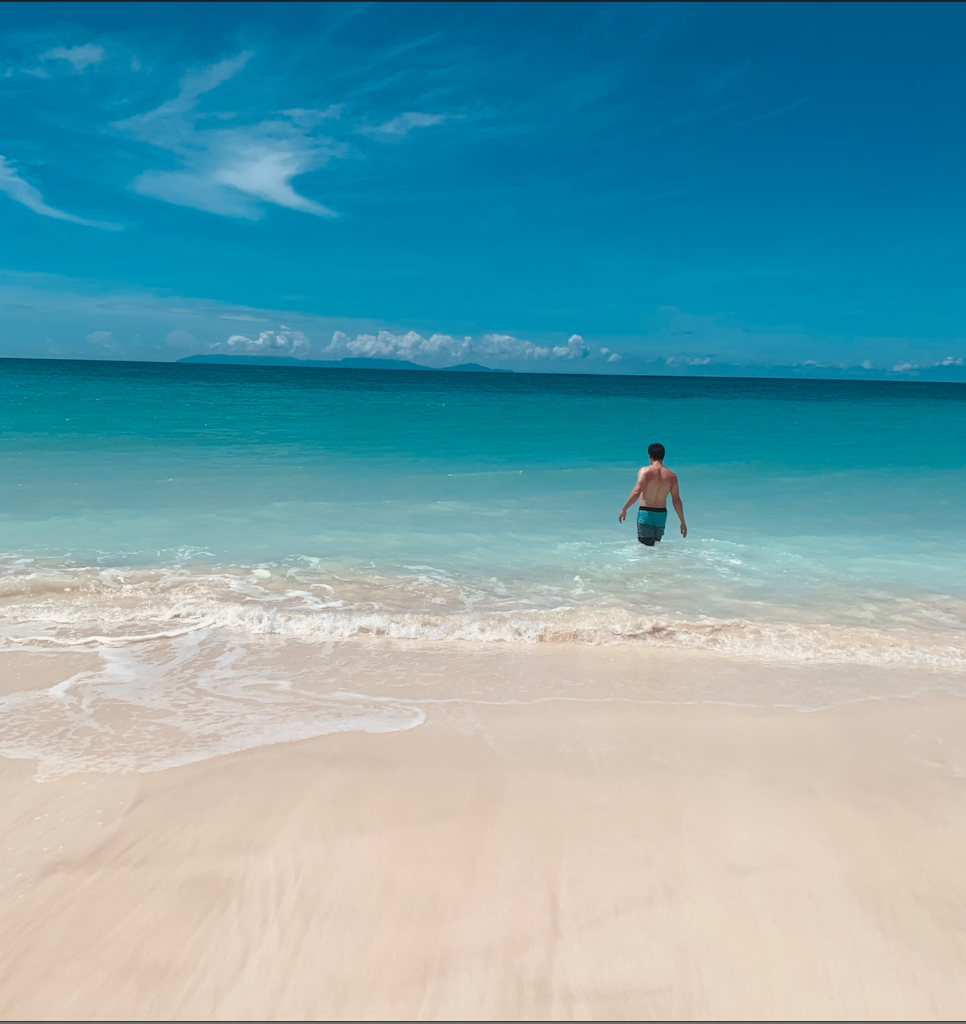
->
xmin=2 ymin=664 xmax=966 ymax=1021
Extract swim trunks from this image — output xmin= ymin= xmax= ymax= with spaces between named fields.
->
xmin=637 ymin=506 xmax=667 ymax=546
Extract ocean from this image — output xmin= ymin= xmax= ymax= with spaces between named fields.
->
xmin=2 ymin=358 xmax=965 ymax=777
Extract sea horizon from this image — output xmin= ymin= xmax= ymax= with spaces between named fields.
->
xmin=4 ymin=351 xmax=966 ymax=384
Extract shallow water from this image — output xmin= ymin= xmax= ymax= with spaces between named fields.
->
xmin=2 ymin=359 xmax=965 ymax=774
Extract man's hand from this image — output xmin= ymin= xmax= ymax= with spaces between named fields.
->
xmin=680 ymin=522 xmax=688 ymax=538
xmin=618 ymin=509 xmax=627 ymax=523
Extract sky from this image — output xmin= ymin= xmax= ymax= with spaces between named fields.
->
xmin=0 ymin=1 xmax=964 ymax=377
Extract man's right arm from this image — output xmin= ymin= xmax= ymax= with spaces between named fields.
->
xmin=670 ymin=476 xmax=687 ymax=538
xmin=618 ymin=468 xmax=645 ymax=523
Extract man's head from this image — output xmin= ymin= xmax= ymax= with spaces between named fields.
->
xmin=647 ymin=442 xmax=666 ymax=463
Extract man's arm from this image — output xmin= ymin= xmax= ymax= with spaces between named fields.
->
xmin=669 ymin=475 xmax=687 ymax=538
xmin=618 ymin=469 xmax=645 ymax=523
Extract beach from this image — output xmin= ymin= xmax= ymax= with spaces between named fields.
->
xmin=3 ymin=2 xmax=965 ymax=1016
xmin=3 ymin=642 xmax=966 ymax=1020
xmin=2 ymin=361 xmax=965 ymax=1018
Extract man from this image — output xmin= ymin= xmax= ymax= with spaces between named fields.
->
xmin=618 ymin=442 xmax=687 ymax=546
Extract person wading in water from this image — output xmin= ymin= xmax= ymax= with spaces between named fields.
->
xmin=618 ymin=442 xmax=687 ymax=546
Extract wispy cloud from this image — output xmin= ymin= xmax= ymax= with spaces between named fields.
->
xmin=361 ymin=112 xmax=446 ymax=138
xmin=41 ymin=44 xmax=105 ymax=72
xmin=664 ymin=354 xmax=713 ymax=367
xmin=0 ymin=156 xmax=121 ymax=229
xmin=114 ymin=53 xmax=340 ymax=219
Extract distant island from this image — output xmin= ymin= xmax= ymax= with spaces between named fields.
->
xmin=177 ymin=354 xmax=512 ymax=373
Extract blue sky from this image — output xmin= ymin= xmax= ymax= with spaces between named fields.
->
xmin=1 ymin=1 xmax=964 ymax=376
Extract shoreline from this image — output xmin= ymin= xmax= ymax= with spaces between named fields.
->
xmin=3 ymin=639 xmax=966 ymax=783
xmin=2 ymin=650 xmax=966 ymax=1019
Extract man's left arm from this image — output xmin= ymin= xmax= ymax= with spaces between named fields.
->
xmin=670 ymin=476 xmax=687 ymax=538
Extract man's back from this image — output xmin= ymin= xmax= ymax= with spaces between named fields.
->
xmin=638 ymin=462 xmax=677 ymax=508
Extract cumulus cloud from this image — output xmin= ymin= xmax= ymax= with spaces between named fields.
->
xmin=222 ymin=327 xmax=311 ymax=356
xmin=324 ymin=329 xmax=605 ymax=365
xmin=551 ymin=334 xmax=590 ymax=359
xmin=937 ymin=355 xmax=964 ymax=366
xmin=208 ymin=324 xmax=616 ymax=367
xmin=41 ymin=44 xmax=105 ymax=71
xmin=321 ymin=330 xmax=469 ymax=363
xmin=362 ymin=112 xmax=446 ymax=138
xmin=892 ymin=362 xmax=917 ymax=372
xmin=475 ymin=333 xmax=550 ymax=360
xmin=114 ymin=54 xmax=339 ymax=219
xmin=0 ymin=155 xmax=121 ymax=229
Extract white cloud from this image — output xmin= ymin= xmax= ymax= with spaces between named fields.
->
xmin=607 ymin=352 xmax=622 ymax=362
xmin=323 ymin=330 xmax=472 ymax=363
xmin=476 ymin=333 xmax=551 ymax=360
xmin=551 ymin=334 xmax=590 ymax=359
xmin=114 ymin=54 xmax=339 ymax=219
xmin=362 ymin=112 xmax=446 ymax=138
xmin=892 ymin=362 xmax=917 ymax=372
xmin=324 ymin=330 xmax=599 ymax=365
xmin=936 ymin=355 xmax=963 ymax=367
xmin=41 ymin=44 xmax=105 ymax=71
xmin=0 ymin=155 xmax=121 ymax=229
xmin=223 ymin=327 xmax=311 ymax=356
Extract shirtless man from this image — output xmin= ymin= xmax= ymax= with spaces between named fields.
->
xmin=617 ymin=442 xmax=687 ymax=546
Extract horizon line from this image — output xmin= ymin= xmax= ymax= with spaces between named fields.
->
xmin=1 ymin=353 xmax=965 ymax=386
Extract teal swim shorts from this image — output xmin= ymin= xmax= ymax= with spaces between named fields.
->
xmin=637 ymin=506 xmax=667 ymax=546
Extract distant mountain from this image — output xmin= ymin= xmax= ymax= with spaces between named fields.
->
xmin=177 ymin=354 xmax=512 ymax=373
xmin=443 ymin=362 xmax=513 ymax=373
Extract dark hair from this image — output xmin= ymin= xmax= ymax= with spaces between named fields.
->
xmin=647 ymin=443 xmax=665 ymax=461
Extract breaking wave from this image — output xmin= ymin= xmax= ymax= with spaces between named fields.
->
xmin=2 ymin=559 xmax=965 ymax=669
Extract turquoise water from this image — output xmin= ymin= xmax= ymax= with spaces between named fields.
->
xmin=2 ymin=357 xmax=966 ymax=663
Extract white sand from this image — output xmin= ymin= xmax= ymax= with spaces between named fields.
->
xmin=2 ymin=649 xmax=966 ymax=1020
